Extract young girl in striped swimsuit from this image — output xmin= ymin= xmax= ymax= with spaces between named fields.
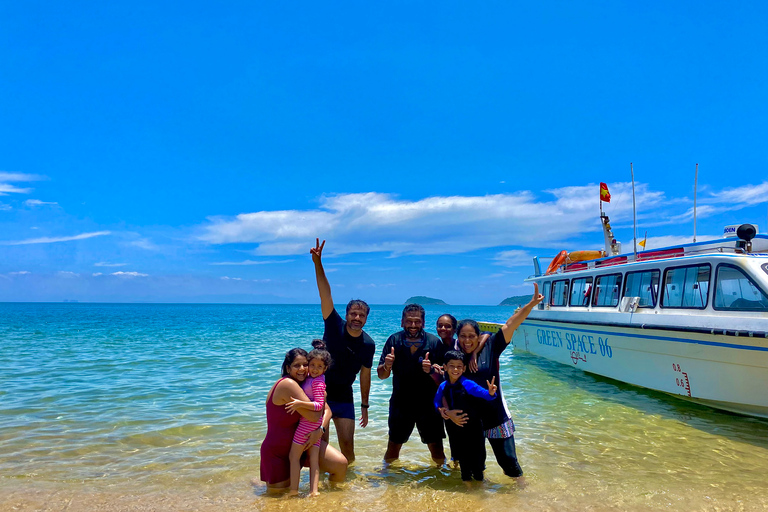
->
xmin=286 ymin=340 xmax=332 ymax=496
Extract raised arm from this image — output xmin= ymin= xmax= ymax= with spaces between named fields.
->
xmin=311 ymin=238 xmax=334 ymax=320
xmin=500 ymin=283 xmax=544 ymax=343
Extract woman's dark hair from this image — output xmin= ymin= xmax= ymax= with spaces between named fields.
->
xmin=281 ymin=347 xmax=309 ymax=377
xmin=308 ymin=339 xmax=333 ymax=369
xmin=443 ymin=350 xmax=466 ymax=365
xmin=456 ymin=319 xmax=480 ymax=337
xmin=437 ymin=313 xmax=457 ymax=330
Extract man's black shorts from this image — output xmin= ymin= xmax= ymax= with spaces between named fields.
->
xmin=388 ymin=402 xmax=445 ymax=445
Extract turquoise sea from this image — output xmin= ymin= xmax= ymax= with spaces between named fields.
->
xmin=3 ymin=303 xmax=768 ymax=511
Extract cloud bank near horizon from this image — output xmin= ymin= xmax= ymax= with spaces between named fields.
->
xmin=198 ymin=183 xmax=669 ymax=257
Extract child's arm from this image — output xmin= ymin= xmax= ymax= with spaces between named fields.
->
xmin=310 ymin=377 xmax=326 ymax=408
xmin=468 ymin=333 xmax=490 ymax=373
xmin=462 ymin=376 xmax=497 ymax=400
xmin=286 ymin=376 xmax=326 ymax=414
xmin=285 ymin=397 xmax=321 ymax=414
xmin=433 ymin=382 xmax=447 ymax=412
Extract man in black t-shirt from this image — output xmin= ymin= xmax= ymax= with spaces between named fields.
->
xmin=377 ymin=303 xmax=446 ymax=464
xmin=311 ymin=239 xmax=375 ymax=464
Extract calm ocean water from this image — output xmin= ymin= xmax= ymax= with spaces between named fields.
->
xmin=2 ymin=302 xmax=768 ymax=511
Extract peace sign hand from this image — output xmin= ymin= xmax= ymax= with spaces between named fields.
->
xmin=487 ymin=376 xmax=497 ymax=396
xmin=310 ymin=238 xmax=325 ymax=263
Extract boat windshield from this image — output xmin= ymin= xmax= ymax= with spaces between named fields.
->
xmin=714 ymin=264 xmax=768 ymax=311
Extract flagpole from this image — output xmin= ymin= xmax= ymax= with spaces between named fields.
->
xmin=693 ymin=163 xmax=698 ymax=243
xmin=631 ymin=162 xmax=637 ymax=257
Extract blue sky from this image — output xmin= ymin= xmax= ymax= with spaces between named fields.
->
xmin=1 ymin=1 xmax=766 ymax=304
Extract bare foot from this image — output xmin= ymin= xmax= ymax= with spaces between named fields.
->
xmin=309 ymin=491 xmax=320 ymax=497
xmin=287 ymin=490 xmax=299 ymax=497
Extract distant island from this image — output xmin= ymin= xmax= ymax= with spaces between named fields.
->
xmin=405 ymin=296 xmax=448 ymax=305
xmin=499 ymin=295 xmax=530 ymax=306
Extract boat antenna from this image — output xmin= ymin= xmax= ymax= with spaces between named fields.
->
xmin=631 ymin=162 xmax=637 ymax=256
xmin=693 ymin=163 xmax=698 ymax=243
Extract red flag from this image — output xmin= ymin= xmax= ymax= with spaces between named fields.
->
xmin=600 ymin=182 xmax=611 ymax=203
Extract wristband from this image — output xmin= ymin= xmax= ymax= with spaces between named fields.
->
xmin=361 ymin=404 xmax=370 ymax=409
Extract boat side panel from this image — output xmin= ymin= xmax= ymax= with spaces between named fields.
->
xmin=513 ymin=319 xmax=768 ymax=416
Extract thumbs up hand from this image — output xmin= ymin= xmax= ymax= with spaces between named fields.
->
xmin=384 ymin=347 xmax=395 ymax=371
xmin=421 ymin=352 xmax=432 ymax=374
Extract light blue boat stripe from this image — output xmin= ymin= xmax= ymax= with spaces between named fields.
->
xmin=524 ymin=320 xmax=768 ymax=352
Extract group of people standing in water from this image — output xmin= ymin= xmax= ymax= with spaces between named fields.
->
xmin=259 ymin=239 xmax=544 ymax=495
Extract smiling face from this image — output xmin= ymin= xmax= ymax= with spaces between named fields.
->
xmin=402 ymin=312 xmax=424 ymax=339
xmin=308 ymin=357 xmax=327 ymax=379
xmin=286 ymin=355 xmax=309 ymax=382
xmin=346 ymin=305 xmax=368 ymax=333
xmin=444 ymin=358 xmax=465 ymax=383
xmin=458 ymin=324 xmax=480 ymax=354
xmin=436 ymin=315 xmax=456 ymax=345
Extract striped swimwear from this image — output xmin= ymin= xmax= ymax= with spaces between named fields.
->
xmin=292 ymin=375 xmax=325 ymax=447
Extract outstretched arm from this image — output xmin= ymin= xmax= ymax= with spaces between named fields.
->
xmin=311 ymin=238 xmax=334 ymax=320
xmin=500 ymin=283 xmax=544 ymax=343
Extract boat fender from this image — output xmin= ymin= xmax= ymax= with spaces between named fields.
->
xmin=567 ymin=250 xmax=606 ymax=263
xmin=546 ymin=250 xmax=568 ymax=275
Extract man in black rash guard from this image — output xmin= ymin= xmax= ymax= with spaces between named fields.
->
xmin=377 ymin=303 xmax=446 ymax=464
xmin=311 ymin=239 xmax=375 ymax=464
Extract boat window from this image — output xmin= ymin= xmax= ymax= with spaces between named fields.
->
xmin=662 ymin=264 xmax=710 ymax=309
xmin=551 ymin=279 xmax=569 ymax=307
xmin=623 ymin=270 xmax=660 ymax=307
xmin=714 ymin=264 xmax=768 ymax=311
xmin=592 ymin=274 xmax=622 ymax=307
xmin=570 ymin=277 xmax=593 ymax=307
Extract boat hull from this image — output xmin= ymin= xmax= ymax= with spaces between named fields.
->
xmin=480 ymin=319 xmax=768 ymax=418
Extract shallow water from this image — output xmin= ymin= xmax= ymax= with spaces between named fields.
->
xmin=2 ymin=303 xmax=768 ymax=511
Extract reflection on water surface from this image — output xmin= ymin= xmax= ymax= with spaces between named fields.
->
xmin=2 ymin=303 xmax=768 ymax=510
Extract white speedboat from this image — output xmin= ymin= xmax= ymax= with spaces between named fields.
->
xmin=481 ymin=217 xmax=768 ymax=418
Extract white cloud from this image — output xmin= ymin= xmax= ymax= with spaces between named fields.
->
xmin=493 ymin=250 xmax=535 ymax=267
xmin=94 ymin=262 xmax=127 ymax=267
xmin=197 ymin=184 xmax=666 ymax=257
xmin=702 ymin=182 xmax=768 ymax=206
xmin=0 ymin=172 xmax=43 ymax=196
xmin=0 ymin=203 xmax=11 ymax=211
xmin=24 ymin=199 xmax=58 ymax=207
xmin=0 ymin=172 xmax=43 ymax=182
xmin=1 ymin=231 xmax=111 ymax=245
xmin=220 ymin=276 xmax=243 ymax=280
xmin=58 ymin=271 xmax=79 ymax=278
xmin=129 ymin=238 xmax=159 ymax=251
xmin=210 ymin=259 xmax=295 ymax=266
xmin=625 ymin=234 xmax=719 ymax=251
xmin=8 ymin=271 xmax=31 ymax=275
xmin=111 ymin=271 xmax=148 ymax=277
xmin=93 ymin=272 xmax=103 ymax=276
